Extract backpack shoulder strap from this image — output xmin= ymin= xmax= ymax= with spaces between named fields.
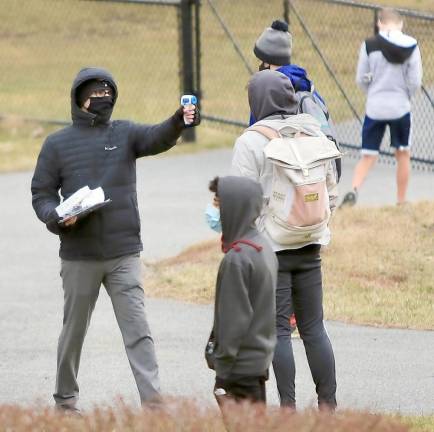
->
xmin=248 ymin=125 xmax=281 ymax=141
xmin=297 ymin=93 xmax=312 ymax=114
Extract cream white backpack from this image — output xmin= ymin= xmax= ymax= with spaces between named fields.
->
xmin=249 ymin=117 xmax=342 ymax=246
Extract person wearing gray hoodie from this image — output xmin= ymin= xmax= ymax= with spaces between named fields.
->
xmin=341 ymin=7 xmax=423 ymax=207
xmin=205 ymin=176 xmax=278 ymax=404
xmin=231 ymin=70 xmax=338 ymax=410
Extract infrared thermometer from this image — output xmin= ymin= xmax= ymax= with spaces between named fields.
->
xmin=180 ymin=94 xmax=197 ymax=106
xmin=180 ymin=94 xmax=198 ymax=126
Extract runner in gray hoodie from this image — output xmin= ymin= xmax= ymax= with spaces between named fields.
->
xmin=341 ymin=7 xmax=423 ymax=207
xmin=205 ymin=176 xmax=278 ymax=404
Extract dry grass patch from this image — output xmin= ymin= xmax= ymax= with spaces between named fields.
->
xmin=0 ymin=117 xmax=236 ymax=173
xmin=324 ymin=201 xmax=434 ymax=329
xmin=144 ymin=201 xmax=434 ymax=330
xmin=404 ymin=415 xmax=434 ymax=432
xmin=1 ymin=0 xmax=433 ymax=127
xmin=0 ymin=401 xmax=422 ymax=432
xmin=376 ymin=0 xmax=434 ymax=12
xmin=144 ymin=239 xmax=222 ymax=304
xmin=0 ymin=117 xmax=60 ymax=172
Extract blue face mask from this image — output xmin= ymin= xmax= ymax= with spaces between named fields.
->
xmin=205 ymin=203 xmax=222 ymax=233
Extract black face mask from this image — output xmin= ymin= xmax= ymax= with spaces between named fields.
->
xmin=259 ymin=62 xmax=270 ymax=71
xmin=88 ymin=96 xmax=114 ymax=124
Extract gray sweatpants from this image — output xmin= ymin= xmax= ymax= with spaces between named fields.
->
xmin=54 ymin=254 xmax=160 ymax=407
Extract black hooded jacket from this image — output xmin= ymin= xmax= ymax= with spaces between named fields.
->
xmin=31 ymin=67 xmax=185 ymax=260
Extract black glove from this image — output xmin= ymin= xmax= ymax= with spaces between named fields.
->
xmin=188 ymin=104 xmax=200 ymax=127
xmin=174 ymin=105 xmax=201 ymax=128
xmin=46 ymin=209 xmax=62 ymax=235
xmin=46 ymin=209 xmax=76 ymax=234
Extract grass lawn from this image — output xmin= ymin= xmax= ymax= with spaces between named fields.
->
xmin=0 ymin=401 xmax=431 ymax=432
xmin=1 ymin=0 xmax=432 ymax=127
xmin=1 ymin=0 xmax=432 ymax=173
xmin=144 ymin=201 xmax=434 ymax=330
xmin=376 ymin=0 xmax=434 ymax=11
xmin=0 ymin=117 xmax=238 ymax=172
xmin=405 ymin=415 xmax=434 ymax=432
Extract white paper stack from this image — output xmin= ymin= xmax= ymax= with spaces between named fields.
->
xmin=56 ymin=186 xmax=108 ymax=220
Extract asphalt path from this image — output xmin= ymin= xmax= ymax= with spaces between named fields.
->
xmin=0 ymin=147 xmax=433 ymax=414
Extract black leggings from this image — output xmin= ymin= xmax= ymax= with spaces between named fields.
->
xmin=273 ymin=245 xmax=337 ymax=409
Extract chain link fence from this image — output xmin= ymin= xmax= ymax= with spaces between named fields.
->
xmin=199 ymin=0 xmax=283 ymax=126
xmin=0 ymin=0 xmax=182 ymax=124
xmin=199 ymin=0 xmax=434 ymax=171
xmin=1 ymin=0 xmax=433 ymax=170
xmin=287 ymin=0 xmax=434 ymax=171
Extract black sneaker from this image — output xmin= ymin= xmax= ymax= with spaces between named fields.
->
xmin=340 ymin=190 xmax=358 ymax=208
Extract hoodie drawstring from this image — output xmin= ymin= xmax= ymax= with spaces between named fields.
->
xmin=222 ymin=239 xmax=263 ymax=254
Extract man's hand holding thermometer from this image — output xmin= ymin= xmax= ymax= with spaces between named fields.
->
xmin=181 ymin=94 xmax=200 ymax=127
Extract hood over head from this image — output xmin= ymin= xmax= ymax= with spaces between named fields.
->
xmin=248 ymin=70 xmax=298 ymax=121
xmin=377 ymin=31 xmax=417 ymax=64
xmin=218 ymin=176 xmax=263 ymax=248
xmin=366 ymin=32 xmax=417 ymax=65
xmin=71 ymin=67 xmax=118 ymax=126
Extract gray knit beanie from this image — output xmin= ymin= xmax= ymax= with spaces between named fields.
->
xmin=254 ymin=20 xmax=292 ymax=66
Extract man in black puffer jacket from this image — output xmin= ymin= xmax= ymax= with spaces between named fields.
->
xmin=31 ymin=67 xmax=199 ymax=412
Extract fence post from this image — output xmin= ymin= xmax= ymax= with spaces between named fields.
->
xmin=374 ymin=8 xmax=379 ymax=34
xmin=179 ymin=0 xmax=196 ymax=142
xmin=194 ymin=0 xmax=201 ymax=110
xmin=283 ymin=0 xmax=290 ymax=27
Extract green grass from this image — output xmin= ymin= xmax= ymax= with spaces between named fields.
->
xmin=144 ymin=201 xmax=434 ymax=330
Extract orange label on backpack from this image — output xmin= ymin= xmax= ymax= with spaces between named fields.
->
xmin=304 ymin=193 xmax=319 ymax=202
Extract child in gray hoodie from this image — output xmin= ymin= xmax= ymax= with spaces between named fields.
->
xmin=205 ymin=176 xmax=278 ymax=405
xmin=342 ymin=7 xmax=423 ymax=207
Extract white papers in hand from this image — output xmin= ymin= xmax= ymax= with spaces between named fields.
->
xmin=55 ymin=186 xmax=106 ymax=218
xmin=81 ymin=187 xmax=105 ymax=208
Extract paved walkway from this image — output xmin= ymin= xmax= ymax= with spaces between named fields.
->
xmin=0 ymin=148 xmax=433 ymax=414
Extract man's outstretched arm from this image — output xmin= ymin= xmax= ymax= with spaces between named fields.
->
xmin=130 ymin=105 xmax=199 ymax=158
